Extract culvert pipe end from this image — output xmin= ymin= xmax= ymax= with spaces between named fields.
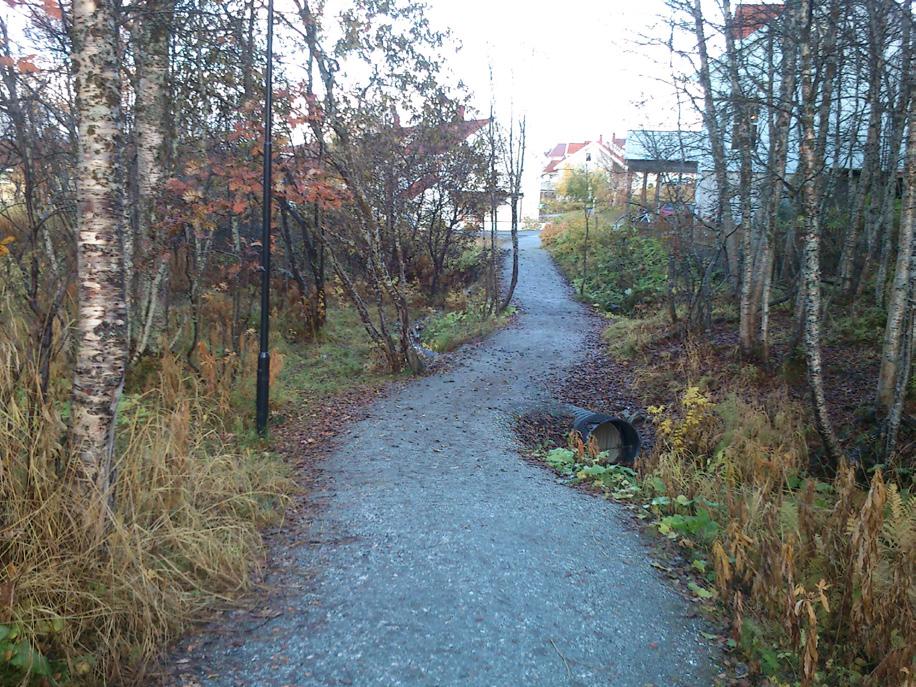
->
xmin=569 ymin=406 xmax=641 ymax=465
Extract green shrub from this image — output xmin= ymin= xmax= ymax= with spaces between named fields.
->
xmin=827 ymin=306 xmax=887 ymax=345
xmin=420 ymin=304 xmax=513 ymax=353
xmin=543 ymin=213 xmax=668 ymax=313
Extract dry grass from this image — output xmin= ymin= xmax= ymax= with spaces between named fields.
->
xmin=642 ymin=388 xmax=915 ymax=686
xmin=0 ymin=322 xmax=292 ymax=684
xmin=602 ymin=309 xmax=674 ymax=361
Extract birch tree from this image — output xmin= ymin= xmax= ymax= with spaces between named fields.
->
xmin=797 ymin=0 xmax=844 ymax=464
xmin=876 ymin=79 xmax=915 ymax=454
xmin=689 ymin=0 xmax=738 ymax=288
xmin=722 ymin=0 xmax=758 ymax=358
xmin=70 ymin=0 xmax=128 ymax=508
xmin=130 ymin=0 xmax=172 ymax=360
xmin=753 ymin=3 xmax=797 ymax=360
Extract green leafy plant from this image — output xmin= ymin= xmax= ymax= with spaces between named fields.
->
xmin=576 ymin=463 xmax=641 ymax=499
xmin=420 ymin=303 xmax=514 ymax=353
xmin=657 ymin=508 xmax=720 ymax=543
xmin=545 ymin=447 xmax=576 ymax=475
xmin=543 ymin=216 xmax=668 ymax=314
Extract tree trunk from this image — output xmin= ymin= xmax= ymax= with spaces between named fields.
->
xmin=722 ymin=0 xmax=758 ymax=357
xmin=798 ymin=0 xmax=844 ymax=464
xmin=131 ymin=0 xmax=172 ymax=360
xmin=870 ymin=2 xmax=911 ymax=306
xmin=876 ymin=86 xmax=916 ymax=417
xmin=838 ymin=8 xmax=884 ymax=296
xmin=755 ymin=4 xmax=798 ymax=360
xmin=691 ymin=0 xmax=738 ymax=290
xmin=500 ymin=116 xmax=525 ymax=312
xmin=70 ymin=0 xmax=129 ymax=513
xmin=501 ymin=198 xmax=520 ymax=311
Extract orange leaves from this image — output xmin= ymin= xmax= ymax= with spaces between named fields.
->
xmin=227 ymin=167 xmax=261 ymax=196
xmin=0 ymin=235 xmax=15 ymax=257
xmin=21 ymin=0 xmax=64 ymax=20
xmin=164 ymin=177 xmax=189 ymax=194
xmin=286 ymin=114 xmax=310 ymax=128
xmin=16 ymin=58 xmax=39 ymax=73
xmin=0 ymin=55 xmax=40 ymax=73
xmin=792 ymin=580 xmax=830 ymax=687
xmin=41 ymin=0 xmax=62 ymax=20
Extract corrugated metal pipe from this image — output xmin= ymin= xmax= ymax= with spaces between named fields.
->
xmin=568 ymin=406 xmax=641 ymax=465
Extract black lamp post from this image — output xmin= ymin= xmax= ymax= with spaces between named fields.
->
xmin=255 ymin=0 xmax=274 ymax=436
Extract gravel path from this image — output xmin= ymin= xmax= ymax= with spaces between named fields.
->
xmin=170 ymin=233 xmax=717 ymax=686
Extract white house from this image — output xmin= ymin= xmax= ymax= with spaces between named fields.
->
xmin=704 ymin=3 xmax=905 ymax=219
xmin=632 ymin=3 xmax=906 ymax=222
xmin=539 ymin=135 xmax=627 ymax=216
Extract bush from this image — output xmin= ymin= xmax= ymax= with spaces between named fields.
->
xmin=420 ymin=301 xmax=513 ymax=353
xmin=542 ymin=213 xmax=668 ymax=313
xmin=827 ymin=306 xmax=888 ymax=345
xmin=540 ymin=383 xmax=914 ymax=685
xmin=602 ymin=309 xmax=673 ymax=360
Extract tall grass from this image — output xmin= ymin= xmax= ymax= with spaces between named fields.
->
xmin=642 ymin=389 xmax=914 ymax=687
xmin=0 ymin=335 xmax=292 ymax=685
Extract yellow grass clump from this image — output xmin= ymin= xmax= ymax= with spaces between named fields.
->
xmin=0 ymin=344 xmax=293 ymax=685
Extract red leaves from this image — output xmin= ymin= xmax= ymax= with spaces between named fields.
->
xmin=286 ymin=114 xmax=309 ymax=128
xmin=0 ymin=55 xmax=40 ymax=73
xmin=42 ymin=0 xmax=62 ymax=20
xmin=3 ymin=0 xmax=63 ymax=19
xmin=164 ymin=177 xmax=190 ymax=194
xmin=16 ymin=58 xmax=39 ymax=73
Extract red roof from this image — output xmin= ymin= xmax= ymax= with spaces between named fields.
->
xmin=732 ymin=3 xmax=782 ymax=39
xmin=546 ymin=141 xmax=591 ymax=159
xmin=543 ymin=139 xmax=628 ymax=174
xmin=401 ymin=116 xmax=490 ymax=198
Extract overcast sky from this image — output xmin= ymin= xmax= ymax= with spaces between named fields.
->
xmin=423 ymin=0 xmax=696 ymax=216
xmin=6 ymin=0 xmax=699 ymax=222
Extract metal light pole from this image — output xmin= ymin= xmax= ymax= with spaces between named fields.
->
xmin=255 ymin=0 xmax=275 ymax=436
xmin=580 ymin=152 xmax=591 ymax=296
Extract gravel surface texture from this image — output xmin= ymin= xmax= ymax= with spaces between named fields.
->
xmin=168 ymin=232 xmax=718 ymax=687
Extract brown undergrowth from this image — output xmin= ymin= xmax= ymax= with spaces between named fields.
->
xmin=538 ymin=235 xmax=914 ymax=686
xmin=1 ymin=362 xmax=293 ymax=686
xmin=549 ymin=314 xmax=915 ymax=685
xmin=641 ymin=386 xmax=913 ymax=687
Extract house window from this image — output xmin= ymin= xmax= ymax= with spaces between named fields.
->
xmin=732 ymin=106 xmax=759 ymax=149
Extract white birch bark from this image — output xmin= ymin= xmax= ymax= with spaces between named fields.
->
xmin=877 ymin=85 xmax=915 ymax=415
xmin=132 ymin=0 xmax=171 ymax=359
xmin=70 ymin=0 xmax=129 ymax=506
xmin=756 ymin=5 xmax=798 ymax=358
xmin=798 ymin=0 xmax=844 ymax=463
xmin=691 ymin=0 xmax=738 ymax=286
xmin=722 ymin=0 xmax=757 ymax=356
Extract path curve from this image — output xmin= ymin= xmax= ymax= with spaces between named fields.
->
xmin=171 ymin=233 xmax=717 ymax=686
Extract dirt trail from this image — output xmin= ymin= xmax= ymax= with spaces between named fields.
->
xmin=168 ymin=233 xmax=717 ymax=687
